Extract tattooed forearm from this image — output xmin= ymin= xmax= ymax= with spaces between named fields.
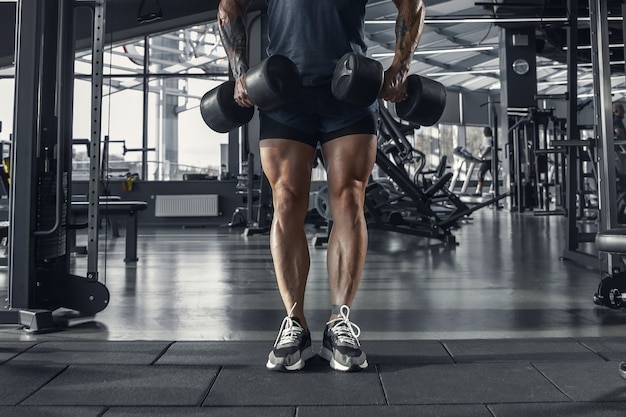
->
xmin=218 ymin=0 xmax=251 ymax=79
xmin=392 ymin=0 xmax=425 ymax=78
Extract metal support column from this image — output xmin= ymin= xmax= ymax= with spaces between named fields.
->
xmin=561 ymin=0 xmax=599 ymax=268
xmin=623 ymin=1 xmax=626 ymax=88
xmin=563 ymin=0 xmax=579 ymax=254
xmin=2 ymin=0 xmax=109 ymax=330
xmin=85 ymin=0 xmax=106 ymax=280
xmin=6 ymin=0 xmax=44 ymax=311
xmin=590 ymin=0 xmax=619 ymax=272
xmin=488 ymin=95 xmax=500 ymax=204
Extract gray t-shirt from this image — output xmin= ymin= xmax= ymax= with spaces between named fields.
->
xmin=479 ymin=136 xmax=493 ymax=161
xmin=266 ymin=0 xmax=369 ymax=86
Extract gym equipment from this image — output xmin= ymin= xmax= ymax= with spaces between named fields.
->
xmin=227 ymin=153 xmax=272 ymax=236
xmin=200 ymin=55 xmax=301 ymax=133
xmin=450 ymin=146 xmax=483 ymax=195
xmin=71 ymin=201 xmax=148 ymax=263
xmin=365 ymin=104 xmax=510 ymax=245
xmin=1 ymin=0 xmax=111 ymax=333
xmin=332 ymin=52 xmax=384 ymax=107
xmin=314 ymin=185 xmax=332 ymax=220
xmin=331 ymin=52 xmax=447 ymax=126
xmin=200 ymin=81 xmax=254 ymax=133
xmin=395 ymin=74 xmax=447 ymax=127
xmin=245 ymin=55 xmax=302 ymax=110
xmin=593 ymin=228 xmax=626 ymax=308
xmin=620 ymin=362 xmax=626 ymax=380
xmin=594 ymin=275 xmax=626 ymax=308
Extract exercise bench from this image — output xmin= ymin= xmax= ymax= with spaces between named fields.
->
xmin=71 ymin=200 xmax=148 ymax=263
xmin=593 ymin=228 xmax=626 ymax=380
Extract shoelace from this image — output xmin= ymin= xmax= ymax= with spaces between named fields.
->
xmin=326 ymin=305 xmax=361 ymax=347
xmin=273 ymin=303 xmax=304 ymax=348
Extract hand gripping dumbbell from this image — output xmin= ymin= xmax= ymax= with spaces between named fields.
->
xmin=331 ymin=52 xmax=447 ymax=126
xmin=200 ymin=55 xmax=302 ymax=133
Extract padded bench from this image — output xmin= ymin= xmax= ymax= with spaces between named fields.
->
xmin=595 ymin=228 xmax=626 ymax=254
xmin=594 ymin=228 xmax=626 ymax=380
xmin=71 ymin=200 xmax=148 ymax=262
xmin=594 ymin=228 xmax=626 ymax=308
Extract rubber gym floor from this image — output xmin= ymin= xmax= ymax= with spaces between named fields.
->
xmin=2 ymin=209 xmax=626 ymax=416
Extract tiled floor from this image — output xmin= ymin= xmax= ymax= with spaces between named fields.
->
xmin=2 ymin=209 xmax=626 ymax=416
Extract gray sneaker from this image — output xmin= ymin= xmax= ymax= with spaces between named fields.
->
xmin=266 ymin=316 xmax=314 ymax=371
xmin=319 ymin=305 xmax=368 ymax=371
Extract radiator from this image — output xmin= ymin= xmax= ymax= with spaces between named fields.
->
xmin=154 ymin=194 xmax=219 ymax=217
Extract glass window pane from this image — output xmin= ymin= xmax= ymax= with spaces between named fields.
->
xmin=439 ymin=124 xmax=458 ymax=164
xmin=177 ymin=78 xmax=227 ymax=179
xmin=73 ymin=22 xmax=231 ymax=182
xmin=149 ymin=25 xmax=227 ymax=75
xmin=103 ymin=77 xmax=146 ymax=179
xmin=0 ymin=76 xmax=14 ymax=143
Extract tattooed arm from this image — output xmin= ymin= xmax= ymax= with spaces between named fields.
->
xmin=218 ymin=0 xmax=253 ymax=106
xmin=380 ymin=0 xmax=425 ymax=102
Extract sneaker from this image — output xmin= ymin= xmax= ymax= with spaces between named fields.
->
xmin=266 ymin=315 xmax=314 ymax=371
xmin=319 ymin=305 xmax=368 ymax=371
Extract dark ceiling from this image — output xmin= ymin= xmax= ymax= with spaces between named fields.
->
xmin=0 ymin=0 xmax=624 ymax=98
xmin=491 ymin=0 xmax=625 ymax=71
xmin=0 ymin=0 xmax=267 ymax=69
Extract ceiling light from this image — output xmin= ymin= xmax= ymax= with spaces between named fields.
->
xmin=579 ymin=89 xmax=626 ymax=98
xmin=365 ymin=17 xmax=567 ymax=24
xmin=365 ymin=16 xmax=622 ymax=25
xmin=426 ymin=60 xmax=626 ymax=78
xmin=426 ymin=68 xmax=499 ymax=77
xmin=563 ymin=44 xmax=625 ymax=50
xmin=372 ymin=45 xmax=496 ymax=58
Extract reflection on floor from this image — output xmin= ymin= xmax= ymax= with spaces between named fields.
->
xmin=3 ymin=210 xmax=626 ymax=416
xmin=0 ymin=208 xmax=623 ymax=342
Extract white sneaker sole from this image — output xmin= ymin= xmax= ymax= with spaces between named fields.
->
xmin=266 ymin=346 xmax=314 ymax=371
xmin=319 ymin=346 xmax=368 ymax=372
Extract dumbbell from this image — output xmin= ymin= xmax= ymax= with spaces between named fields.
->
xmin=593 ymin=276 xmax=626 ymax=308
xmin=331 ymin=52 xmax=447 ymax=126
xmin=200 ymin=55 xmax=302 ymax=133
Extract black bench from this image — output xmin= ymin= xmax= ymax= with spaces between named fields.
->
xmin=71 ymin=201 xmax=148 ymax=262
xmin=594 ymin=228 xmax=626 ymax=380
xmin=594 ymin=228 xmax=626 ymax=308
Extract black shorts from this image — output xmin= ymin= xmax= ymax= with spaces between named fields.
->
xmin=259 ymin=83 xmax=379 ymax=148
xmin=478 ymin=160 xmax=492 ymax=181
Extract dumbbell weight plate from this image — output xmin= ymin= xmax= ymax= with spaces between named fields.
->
xmin=200 ymin=81 xmax=255 ymax=133
xmin=314 ymin=185 xmax=332 ymax=220
xmin=331 ymin=52 xmax=384 ymax=107
xmin=595 ymin=276 xmax=626 ymax=308
xmin=246 ymin=55 xmax=302 ymax=111
xmin=395 ymin=74 xmax=447 ymax=127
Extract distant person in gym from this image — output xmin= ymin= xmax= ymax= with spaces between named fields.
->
xmin=476 ymin=126 xmax=493 ymax=196
xmin=218 ymin=0 xmax=425 ymax=372
xmin=613 ymin=102 xmax=626 ymax=174
xmin=614 ymin=102 xmax=626 ymax=146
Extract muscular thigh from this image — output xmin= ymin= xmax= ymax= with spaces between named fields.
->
xmin=260 ymin=139 xmax=316 ymax=197
xmin=322 ymin=134 xmax=377 ymax=191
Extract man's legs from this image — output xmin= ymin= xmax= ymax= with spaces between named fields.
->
xmin=261 ymin=138 xmax=316 ymax=371
xmin=318 ymin=133 xmax=377 ymax=371
xmin=476 ymin=161 xmax=490 ymax=195
xmin=260 ymin=139 xmax=317 ymax=327
xmin=322 ymin=133 xmax=377 ymax=315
